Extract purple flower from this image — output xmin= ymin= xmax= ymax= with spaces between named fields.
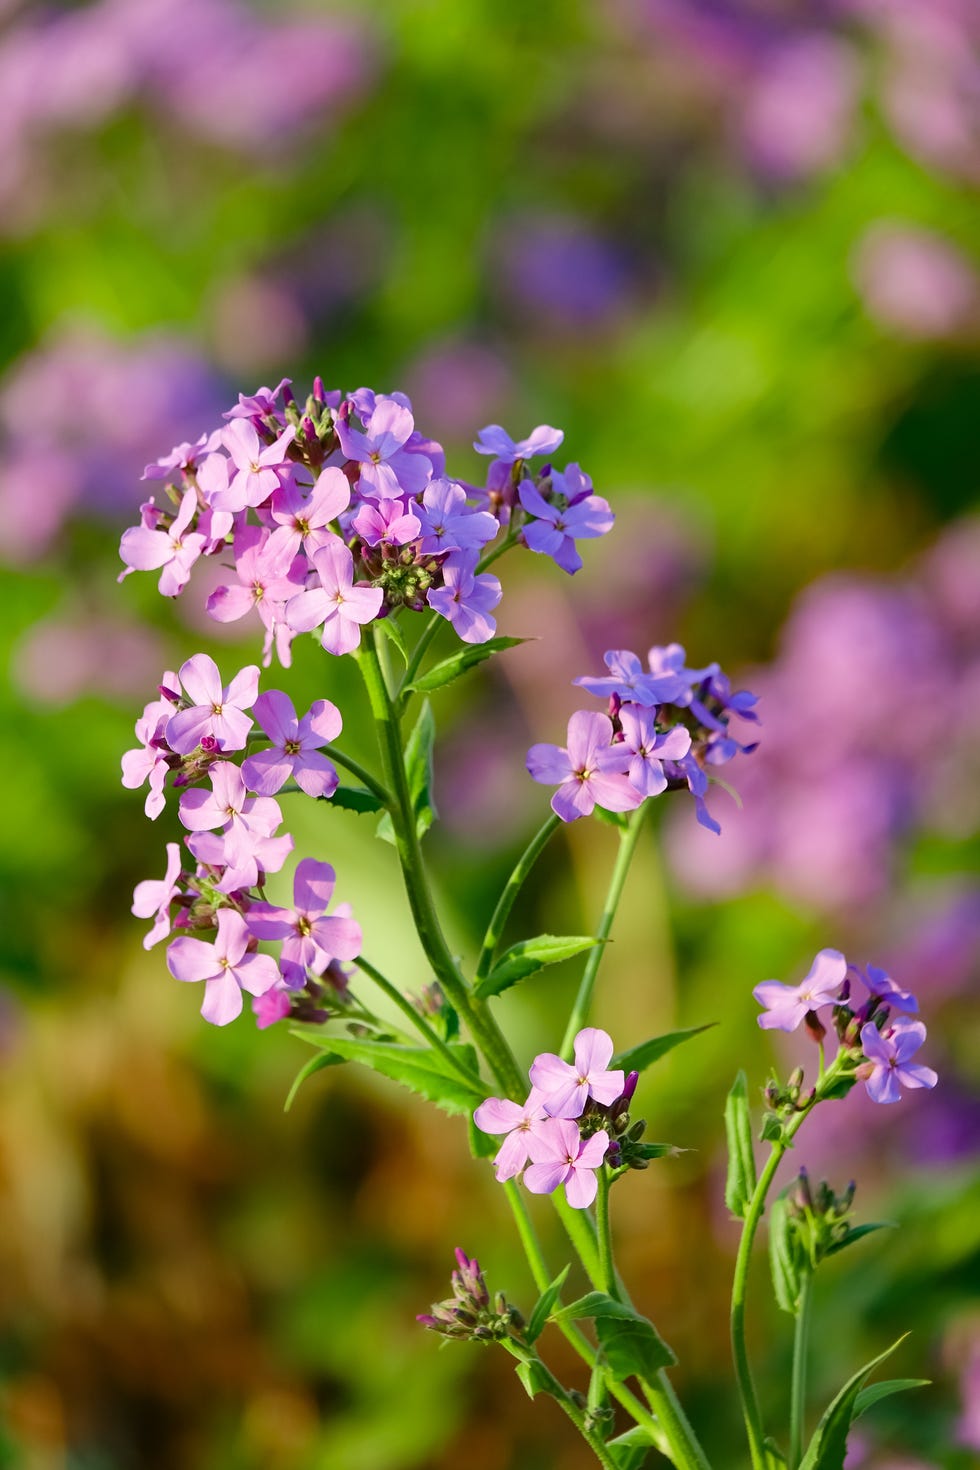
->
xmin=472 ymin=1088 xmax=549 ymax=1182
xmin=246 ymin=859 xmax=362 ymax=986
xmin=518 ymin=478 xmax=614 ymax=574
xmin=142 ymin=431 xmax=216 ymax=482
xmin=166 ymin=655 xmax=259 ymax=756
xmin=216 ymin=420 xmax=296 ymax=511
xmin=223 ymin=379 xmax=291 ymax=421
xmin=427 ymin=551 xmax=501 ymax=644
xmin=529 ymin=1027 xmax=625 ymax=1119
xmin=188 ymin=825 xmax=294 ymax=896
xmin=178 ymin=760 xmax=282 ymax=840
xmin=859 ymin=1020 xmax=938 ymax=1105
xmin=241 ymin=690 xmax=341 ymax=798
xmin=285 ymin=540 xmax=384 ymax=656
xmin=753 ymin=949 xmax=848 ymax=1032
xmin=414 ymin=479 xmax=497 ymax=555
xmin=337 ymin=396 xmax=432 ymax=498
xmin=131 ymin=842 xmax=182 ymax=949
xmin=473 ymin=424 xmax=564 ymax=463
xmin=619 ymin=707 xmax=693 ymax=797
xmin=523 ymin=1118 xmax=610 ymax=1209
xmin=205 ymin=524 xmax=306 ymax=627
xmin=118 ymin=486 xmax=206 ymax=595
xmin=166 ymin=908 xmax=280 ymax=1027
xmin=349 ymin=496 xmax=421 ymax=548
xmin=527 ymin=710 xmax=641 ymax=822
xmin=253 ymin=985 xmax=293 ymax=1029
xmin=574 ymin=648 xmax=688 ymax=706
xmin=270 ymin=467 xmax=351 ymax=558
xmin=121 ymin=690 xmax=177 ymax=818
xmin=851 ymin=962 xmax=919 ymax=1015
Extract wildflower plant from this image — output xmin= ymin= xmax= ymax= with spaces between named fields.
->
xmin=118 ymin=376 xmax=938 ymax=1469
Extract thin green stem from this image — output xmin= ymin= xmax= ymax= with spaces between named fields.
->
xmin=499 ymin=1338 xmax=619 ymax=1470
xmin=352 ymin=955 xmax=486 ymax=1092
xmin=560 ymin=804 xmax=649 ymax=1059
xmin=475 ymin=813 xmax=562 ymax=983
xmin=595 ymin=1170 xmax=619 ymax=1300
xmin=790 ymin=1272 xmax=812 ymax=1469
xmin=476 ymin=527 xmax=518 ymax=574
xmin=355 ymin=627 xmax=524 ymax=1097
xmin=321 ymin=743 xmax=391 ymax=805
xmin=397 ymin=611 xmax=443 ymax=702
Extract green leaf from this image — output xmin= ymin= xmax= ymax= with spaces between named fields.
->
xmin=593 ymin=806 xmax=631 ymax=830
xmin=853 ymin=1379 xmax=929 ymax=1419
xmin=553 ymin=1290 xmax=638 ymax=1323
xmin=630 ymin=1141 xmax=677 ymax=1161
xmin=613 ymin=1024 xmax=715 ymax=1075
xmin=284 ymin=1051 xmax=347 ymax=1112
xmin=290 ymin=1028 xmax=482 ymax=1116
xmin=760 ymin=1112 xmax=784 ymax=1143
xmin=330 ymin=785 xmax=385 ymax=815
xmin=525 ymin=1264 xmax=571 ymax=1345
xmin=608 ymin=1425 xmax=656 ymax=1469
xmin=596 ymin=1313 xmax=676 ymax=1380
xmin=798 ymin=1335 xmax=910 ymax=1470
xmin=376 ymin=700 xmax=437 ymax=844
xmin=474 ymin=934 xmax=602 ymax=999
xmin=724 ymin=1071 xmax=757 ymax=1219
xmin=405 ymin=636 xmax=529 ymax=693
xmin=824 ymin=1222 xmax=895 ymax=1258
xmin=515 ymin=1359 xmax=556 ymax=1400
xmin=768 ymin=1195 xmax=804 ymax=1316
xmin=763 ymin=1438 xmax=789 ymax=1469
xmin=375 ymin=614 xmax=409 ymax=666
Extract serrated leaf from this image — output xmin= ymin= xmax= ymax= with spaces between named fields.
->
xmin=290 ymin=1028 xmax=482 ymax=1116
xmin=553 ymin=1290 xmax=638 ymax=1323
xmin=853 ymin=1378 xmax=928 ymax=1419
xmin=596 ymin=1313 xmax=676 ymax=1380
xmin=406 ymin=636 xmax=529 ymax=694
xmin=330 ymin=785 xmax=385 ymax=815
xmin=516 ymin=1359 xmax=555 ymax=1400
xmin=608 ymin=1425 xmax=655 ymax=1469
xmin=525 ymin=1264 xmax=571 ymax=1345
xmin=725 ymin=1071 xmax=757 ymax=1219
xmin=474 ymin=934 xmax=601 ymax=999
xmin=768 ymin=1195 xmax=804 ymax=1316
xmin=375 ymin=614 xmax=409 ymax=666
xmin=376 ymin=700 xmax=437 ymax=844
xmin=798 ymin=1335 xmax=909 ymax=1470
xmin=613 ymin=1024 xmax=715 ymax=1075
xmin=824 ymin=1222 xmax=895 ymax=1258
xmin=284 ymin=1051 xmax=347 ymax=1112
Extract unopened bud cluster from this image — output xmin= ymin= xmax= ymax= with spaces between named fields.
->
xmin=417 ymin=1249 xmax=522 ymax=1342
xmin=786 ymin=1169 xmax=859 ymax=1269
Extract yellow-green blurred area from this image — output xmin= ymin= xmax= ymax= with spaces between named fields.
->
xmin=0 ymin=0 xmax=978 ymax=1466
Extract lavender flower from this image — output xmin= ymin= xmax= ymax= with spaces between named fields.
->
xmin=166 ymin=908 xmax=280 ymax=1027
xmin=526 ymin=710 xmax=640 ymax=822
xmin=427 ymin=551 xmax=501 ymax=644
xmin=241 ymin=690 xmax=341 ymax=798
xmin=859 ymin=1020 xmax=938 ymax=1105
xmin=529 ymin=1027 xmax=625 ymax=1118
xmin=523 ymin=1118 xmax=610 ymax=1209
xmin=166 ymin=655 xmax=259 ymax=756
xmin=753 ymin=949 xmax=848 ymax=1033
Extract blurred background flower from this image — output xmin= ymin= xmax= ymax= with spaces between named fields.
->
xmin=0 ymin=1 xmax=976 ymax=1467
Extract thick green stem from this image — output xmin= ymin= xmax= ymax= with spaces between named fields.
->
xmin=790 ymin=1273 xmax=812 ymax=1469
xmin=475 ymin=813 xmax=562 ymax=983
xmin=352 ymin=955 xmax=486 ymax=1091
xmin=560 ymin=804 xmax=649 ymax=1059
xmin=355 ymin=627 xmax=524 ymax=1097
xmin=595 ymin=1170 xmax=618 ymax=1300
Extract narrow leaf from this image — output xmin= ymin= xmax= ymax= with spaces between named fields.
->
xmin=613 ymin=1024 xmax=715 ymax=1075
xmin=406 ymin=636 xmax=530 ymax=694
xmin=798 ymin=1335 xmax=910 ymax=1470
xmin=474 ymin=934 xmax=602 ymax=1000
xmin=330 ymin=785 xmax=384 ymax=816
xmin=516 ymin=1359 xmax=555 ymax=1400
xmin=525 ymin=1264 xmax=571 ymax=1345
xmin=768 ymin=1195 xmax=804 ymax=1317
xmin=375 ymin=614 xmax=409 ymax=666
xmin=284 ymin=1051 xmax=346 ymax=1112
xmin=596 ymin=1313 xmax=676 ymax=1380
xmin=724 ymin=1071 xmax=757 ymax=1219
xmin=853 ymin=1379 xmax=929 ymax=1419
xmin=290 ymin=1028 xmax=482 ymax=1116
xmin=377 ymin=700 xmax=437 ymax=844
xmin=824 ymin=1222 xmax=895 ymax=1258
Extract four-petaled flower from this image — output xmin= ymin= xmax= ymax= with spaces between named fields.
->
xmin=242 ymin=690 xmax=342 ymax=798
xmin=118 ymin=486 xmax=206 ymax=596
xmin=753 ymin=949 xmax=848 ymax=1032
xmin=523 ymin=1119 xmax=610 ymax=1209
xmin=859 ymin=1020 xmax=938 ymax=1104
xmin=518 ymin=479 xmax=614 ymax=575
xmin=427 ymin=551 xmax=501 ymax=644
xmin=473 ymin=1089 xmax=549 ymax=1181
xmin=530 ymin=1027 xmax=625 ymax=1118
xmin=167 ymin=908 xmax=280 ymax=1026
xmin=246 ymin=858 xmax=362 ymax=987
xmin=473 ymin=423 xmax=564 ymax=463
xmin=527 ymin=710 xmax=641 ymax=822
xmin=166 ymin=654 xmax=259 ymax=755
xmin=286 ymin=540 xmax=384 ymax=656
xmin=131 ymin=842 xmax=182 ymax=949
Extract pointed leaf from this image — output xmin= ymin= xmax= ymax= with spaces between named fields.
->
xmin=525 ymin=1264 xmax=571 ymax=1345
xmin=553 ymin=1290 xmax=637 ymax=1323
xmin=725 ymin=1071 xmax=757 ymax=1220
xmin=608 ymin=1425 xmax=655 ymax=1470
xmin=330 ymin=784 xmax=384 ymax=815
xmin=853 ymin=1378 xmax=928 ymax=1419
xmin=377 ymin=699 xmax=437 ymax=844
xmin=516 ymin=1359 xmax=556 ymax=1400
xmin=290 ymin=1028 xmax=483 ymax=1116
xmin=375 ymin=614 xmax=409 ymax=666
xmin=406 ymin=636 xmax=530 ymax=694
xmin=284 ymin=1050 xmax=347 ymax=1112
xmin=798 ymin=1335 xmax=910 ymax=1470
xmin=824 ymin=1222 xmax=896 ymax=1258
xmin=467 ymin=1113 xmax=498 ymax=1160
xmin=475 ymin=934 xmax=602 ymax=999
xmin=613 ymin=1024 xmax=715 ymax=1075
xmin=596 ymin=1313 xmax=676 ymax=1380
xmin=768 ymin=1195 xmax=804 ymax=1317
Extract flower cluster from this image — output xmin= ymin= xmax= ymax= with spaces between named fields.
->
xmin=118 ymin=376 xmax=614 ymax=663
xmin=416 ymin=1248 xmax=522 ymax=1342
xmin=754 ymin=951 xmax=938 ymax=1106
xmin=474 ymin=1028 xmax=651 ymax=1209
xmin=528 ymin=643 xmax=759 ymax=829
xmin=123 ymin=652 xmax=361 ymax=1027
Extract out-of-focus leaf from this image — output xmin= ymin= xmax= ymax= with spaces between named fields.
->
xmin=613 ymin=1025 xmax=715 ymax=1075
xmin=291 ymin=1029 xmax=482 ymax=1115
xmin=725 ymin=1071 xmax=757 ymax=1219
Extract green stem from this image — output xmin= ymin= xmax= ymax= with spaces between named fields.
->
xmin=499 ymin=1338 xmax=619 ymax=1470
xmin=560 ymin=804 xmax=649 ymax=1059
xmin=355 ymin=627 xmax=524 ymax=1097
xmin=321 ymin=743 xmax=391 ymax=805
xmin=476 ymin=526 xmax=518 ymax=574
xmin=790 ymin=1273 xmax=812 ymax=1469
xmin=595 ymin=1170 xmax=619 ymax=1300
xmin=397 ymin=611 xmax=444 ymax=702
xmin=475 ymin=813 xmax=562 ymax=983
xmin=352 ymin=955 xmax=486 ymax=1092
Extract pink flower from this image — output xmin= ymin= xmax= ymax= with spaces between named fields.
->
xmin=131 ymin=843 xmax=182 ymax=949
xmin=336 ymin=395 xmax=432 ymax=498
xmin=166 ymin=654 xmax=259 ymax=755
xmin=285 ymin=540 xmax=383 ymax=655
xmin=270 ymin=466 xmax=351 ymax=557
xmin=241 ymin=690 xmax=341 ymax=798
xmin=473 ymin=1088 xmax=549 ymax=1182
xmin=118 ymin=486 xmax=206 ymax=595
xmin=526 ymin=710 xmax=642 ymax=822
xmin=523 ymin=1118 xmax=610 ymax=1208
xmin=753 ymin=949 xmax=848 ymax=1033
xmin=121 ymin=686 xmax=179 ymax=819
xmin=529 ymin=1027 xmax=625 ymax=1119
xmin=246 ymin=858 xmax=362 ymax=986
xmin=215 ymin=420 xmax=296 ymax=511
xmin=166 ymin=909 xmax=280 ymax=1026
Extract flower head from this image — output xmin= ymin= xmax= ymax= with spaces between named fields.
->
xmin=753 ymin=949 xmax=848 ymax=1032
xmin=529 ymin=1027 xmax=625 ymax=1119
xmin=859 ymin=1020 xmax=938 ymax=1104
